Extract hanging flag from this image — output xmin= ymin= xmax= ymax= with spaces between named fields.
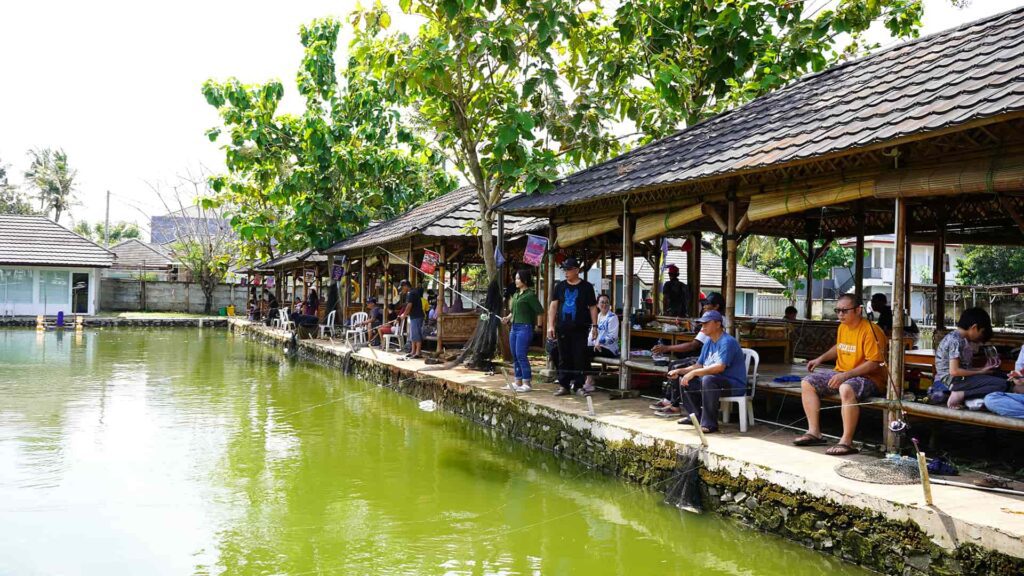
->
xmin=494 ymin=245 xmax=506 ymax=268
xmin=331 ymin=264 xmax=345 ymax=281
xmin=420 ymin=249 xmax=440 ymax=275
xmin=661 ymin=237 xmax=670 ymax=269
xmin=266 ymin=276 xmax=275 ymax=288
xmin=681 ymin=238 xmax=692 ymax=251
xmin=523 ymin=234 xmax=547 ymax=267
xmin=303 ymin=268 xmax=316 ymax=284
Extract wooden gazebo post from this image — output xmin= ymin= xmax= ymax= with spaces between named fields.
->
xmin=854 ymin=206 xmax=865 ymax=304
xmin=689 ymin=232 xmax=701 ymax=318
xmin=436 ymin=243 xmax=446 ymax=354
xmin=619 ymin=202 xmax=634 ymax=391
xmin=652 ymin=238 xmax=662 ymax=316
xmin=887 ymin=197 xmax=908 ymax=453
xmin=933 ymin=206 xmax=948 ymax=334
xmin=360 ymin=248 xmax=367 ymax=312
xmin=725 ymin=197 xmax=739 ymax=335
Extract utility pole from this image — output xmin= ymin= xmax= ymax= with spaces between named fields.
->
xmin=104 ymin=190 xmax=111 ymax=248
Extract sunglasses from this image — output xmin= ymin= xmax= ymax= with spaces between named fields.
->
xmin=833 ymin=306 xmax=860 ymax=315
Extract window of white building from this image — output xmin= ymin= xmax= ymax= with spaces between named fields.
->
xmin=0 ymin=268 xmax=34 ymax=303
xmin=39 ymin=270 xmax=70 ymax=305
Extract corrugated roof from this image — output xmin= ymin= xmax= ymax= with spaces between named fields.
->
xmin=109 ymin=239 xmax=175 ymax=269
xmin=328 ymin=186 xmax=528 ymax=253
xmin=626 ymin=250 xmax=784 ymax=292
xmin=499 ymin=7 xmax=1024 ymax=213
xmin=0 ymin=215 xmax=115 ymax=268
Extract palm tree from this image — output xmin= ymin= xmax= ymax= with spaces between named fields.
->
xmin=24 ymin=147 xmax=77 ymax=223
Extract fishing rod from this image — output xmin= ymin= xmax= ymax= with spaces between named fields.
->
xmin=373 ymin=246 xmax=500 ymax=320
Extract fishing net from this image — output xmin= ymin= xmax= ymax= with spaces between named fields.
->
xmin=423 ymin=279 xmax=502 ymax=373
xmin=834 ymin=457 xmax=921 ymax=485
xmin=664 ymin=448 xmax=702 ymax=513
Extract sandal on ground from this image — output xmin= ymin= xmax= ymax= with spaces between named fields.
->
xmin=649 ymin=400 xmax=671 ymax=410
xmin=676 ymin=416 xmax=694 ymax=426
xmin=826 ymin=443 xmax=860 ymax=456
xmin=654 ymin=407 xmax=682 ymax=418
xmin=792 ymin=434 xmax=827 ymax=446
xmin=701 ymin=427 xmax=718 ymax=434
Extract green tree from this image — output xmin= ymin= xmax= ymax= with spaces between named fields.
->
xmin=763 ymin=238 xmax=855 ymax=298
xmin=72 ymin=221 xmax=141 ymax=246
xmin=203 ymin=17 xmax=455 ymax=263
xmin=24 ymin=147 xmax=78 ymax=223
xmin=0 ymin=160 xmax=38 ymax=215
xmin=581 ymin=0 xmax=925 ymax=139
xmin=957 ymin=246 xmax=1024 ymax=286
xmin=351 ymin=0 xmax=624 ymax=280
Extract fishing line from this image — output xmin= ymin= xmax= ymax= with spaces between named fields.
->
xmin=373 ymin=246 xmax=500 ymax=321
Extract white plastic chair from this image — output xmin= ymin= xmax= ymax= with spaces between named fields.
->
xmin=318 ymin=310 xmax=336 ymax=340
xmin=382 ymin=316 xmax=407 ymax=353
xmin=278 ymin=309 xmax=295 ymax=331
xmin=345 ymin=312 xmax=369 ymax=345
xmin=721 ymin=348 xmax=759 ymax=432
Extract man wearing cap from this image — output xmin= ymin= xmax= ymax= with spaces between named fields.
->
xmin=666 ymin=310 xmax=746 ymax=433
xmin=662 ymin=263 xmax=689 ymax=318
xmin=397 ymin=279 xmax=425 ymax=359
xmin=547 ymin=257 xmax=599 ymax=396
xmin=650 ymin=292 xmax=725 ymax=416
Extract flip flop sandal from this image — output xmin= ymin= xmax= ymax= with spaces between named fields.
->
xmin=792 ymin=434 xmax=827 ymax=446
xmin=700 ymin=427 xmax=718 ymax=434
xmin=826 ymin=444 xmax=860 ymax=456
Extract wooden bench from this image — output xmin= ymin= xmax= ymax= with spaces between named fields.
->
xmin=426 ymin=312 xmax=479 ymax=352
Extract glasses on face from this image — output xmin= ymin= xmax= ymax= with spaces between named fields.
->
xmin=834 ymin=306 xmax=859 ymax=315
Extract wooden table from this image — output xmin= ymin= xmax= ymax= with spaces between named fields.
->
xmin=904 ymin=349 xmax=1015 ymax=373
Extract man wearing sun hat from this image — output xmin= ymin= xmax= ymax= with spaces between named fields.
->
xmin=546 ymin=256 xmax=599 ymax=396
xmin=666 ymin=309 xmax=747 ymax=433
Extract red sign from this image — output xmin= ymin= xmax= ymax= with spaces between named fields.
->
xmin=421 ymin=249 xmax=440 ymax=275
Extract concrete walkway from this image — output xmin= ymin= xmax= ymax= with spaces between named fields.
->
xmin=238 ymin=320 xmax=1024 ymax=561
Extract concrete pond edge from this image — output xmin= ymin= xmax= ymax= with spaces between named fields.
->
xmin=230 ymin=320 xmax=1023 ymax=576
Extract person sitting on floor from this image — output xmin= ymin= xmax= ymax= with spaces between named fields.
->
xmin=793 ymin=293 xmax=888 ymax=456
xmin=649 ymin=292 xmax=725 ymax=415
xmin=664 ymin=310 xmax=746 ymax=434
xmin=784 ymin=306 xmax=798 ymax=321
xmin=931 ymin=307 xmax=1007 ymax=409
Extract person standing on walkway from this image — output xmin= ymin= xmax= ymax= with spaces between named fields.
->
xmin=793 ymin=294 xmax=887 ymax=456
xmin=547 ymin=257 xmax=598 ymax=396
xmin=666 ymin=310 xmax=746 ymax=433
xmin=662 ymin=264 xmax=688 ymax=318
xmin=502 ymin=269 xmax=544 ymax=393
xmin=398 ymin=279 xmax=425 ymax=359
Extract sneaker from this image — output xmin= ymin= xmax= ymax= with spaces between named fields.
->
xmin=553 ymin=387 xmax=571 ymax=397
xmin=508 ymin=382 xmax=520 ymax=392
xmin=649 ymin=400 xmax=671 ymax=411
xmin=515 ymin=384 xmax=532 ymax=393
xmin=654 ymin=407 xmax=681 ymax=418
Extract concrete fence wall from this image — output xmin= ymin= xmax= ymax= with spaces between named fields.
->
xmin=100 ymin=279 xmax=248 ymax=314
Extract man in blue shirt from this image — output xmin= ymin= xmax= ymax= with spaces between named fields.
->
xmin=666 ymin=310 xmax=747 ymax=433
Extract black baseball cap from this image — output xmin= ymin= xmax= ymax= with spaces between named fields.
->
xmin=701 ymin=292 xmax=725 ymax=308
xmin=560 ymin=257 xmax=581 ymax=270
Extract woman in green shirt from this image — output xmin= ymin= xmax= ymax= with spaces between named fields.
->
xmin=502 ymin=269 xmax=544 ymax=392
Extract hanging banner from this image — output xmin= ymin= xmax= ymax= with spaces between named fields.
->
xmin=494 ymin=245 xmax=506 ymax=268
xmin=420 ymin=249 xmax=440 ymax=275
xmin=303 ymin=268 xmax=316 ymax=284
xmin=660 ymin=238 xmax=669 ymax=270
xmin=331 ymin=264 xmax=345 ymax=281
xmin=265 ymin=276 xmax=275 ymax=288
xmin=523 ymin=234 xmax=547 ymax=267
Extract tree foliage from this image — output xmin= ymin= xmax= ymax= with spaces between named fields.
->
xmin=72 ymin=221 xmax=141 ymax=246
xmin=957 ymin=245 xmax=1024 ymax=286
xmin=351 ymin=0 xmax=625 ymax=279
xmin=203 ymin=17 xmax=456 ymax=264
xmin=24 ymin=147 xmax=78 ymax=223
xmin=761 ymin=238 xmax=854 ymax=298
xmin=581 ymin=0 xmax=925 ymax=139
xmin=0 ymin=160 xmax=38 ymax=215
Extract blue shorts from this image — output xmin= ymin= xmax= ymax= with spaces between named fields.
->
xmin=409 ymin=318 xmax=423 ymax=343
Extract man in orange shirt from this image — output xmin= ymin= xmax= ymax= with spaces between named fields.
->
xmin=793 ymin=294 xmax=888 ymax=456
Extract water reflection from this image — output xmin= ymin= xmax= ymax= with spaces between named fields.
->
xmin=0 ymin=329 xmax=868 ymax=576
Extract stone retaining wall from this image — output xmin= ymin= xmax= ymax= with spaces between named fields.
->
xmin=232 ymin=320 xmax=1023 ymax=576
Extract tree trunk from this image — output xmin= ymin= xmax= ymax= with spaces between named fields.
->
xmin=479 ymin=207 xmax=497 ymax=281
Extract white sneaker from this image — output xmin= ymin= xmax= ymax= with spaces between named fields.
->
xmin=515 ymin=384 xmax=532 ymax=393
xmin=508 ymin=382 xmax=521 ymax=391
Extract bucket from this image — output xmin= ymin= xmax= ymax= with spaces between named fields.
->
xmin=218 ymin=306 xmax=227 ymax=316
xmin=226 ymin=305 xmax=235 ymax=316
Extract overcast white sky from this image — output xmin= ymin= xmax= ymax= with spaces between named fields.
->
xmin=0 ymin=0 xmax=1019 ymax=238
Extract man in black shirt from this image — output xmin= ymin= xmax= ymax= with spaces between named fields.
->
xmin=547 ymin=257 xmax=599 ymax=396
xmin=398 ymin=279 xmax=425 ymax=359
xmin=870 ymin=292 xmax=919 ymax=339
xmin=662 ymin=264 xmax=688 ymax=318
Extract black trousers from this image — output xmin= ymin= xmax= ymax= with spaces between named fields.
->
xmin=557 ymin=329 xmax=590 ymax=390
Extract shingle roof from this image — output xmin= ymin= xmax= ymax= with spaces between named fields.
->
xmin=109 ymin=239 xmax=175 ymax=269
xmin=499 ymin=7 xmax=1024 ymax=213
xmin=327 ymin=186 xmax=528 ymax=253
xmin=0 ymin=215 xmax=115 ymax=267
xmin=627 ymin=249 xmax=784 ymax=292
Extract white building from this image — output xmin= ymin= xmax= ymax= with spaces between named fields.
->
xmin=838 ymin=234 xmax=966 ymax=321
xmin=0 ymin=215 xmax=114 ymax=316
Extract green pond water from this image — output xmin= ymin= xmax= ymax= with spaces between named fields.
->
xmin=0 ymin=329 xmax=870 ymax=575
